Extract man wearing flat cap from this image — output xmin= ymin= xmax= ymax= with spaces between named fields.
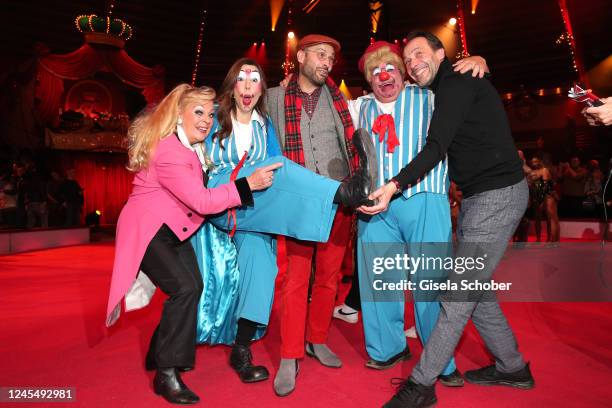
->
xmin=266 ymin=33 xmax=369 ymax=396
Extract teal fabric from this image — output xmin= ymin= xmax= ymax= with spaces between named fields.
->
xmin=208 ymin=156 xmax=339 ymax=242
xmin=191 ymin=222 xmax=264 ymax=345
xmin=194 ymin=112 xmax=337 ymax=345
xmin=358 ymin=193 xmax=457 ymax=375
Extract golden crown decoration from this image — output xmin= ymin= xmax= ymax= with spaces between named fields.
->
xmin=75 ymin=14 xmax=133 ymax=48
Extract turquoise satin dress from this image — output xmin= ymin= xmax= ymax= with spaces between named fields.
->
xmin=192 ymin=114 xmax=277 ymax=345
xmin=192 ymin=113 xmax=339 ymax=345
xmin=191 ymin=222 xmax=264 ymax=345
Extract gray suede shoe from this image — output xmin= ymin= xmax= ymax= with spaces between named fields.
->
xmin=306 ymin=343 xmax=342 ymax=368
xmin=274 ymin=358 xmax=299 ymax=397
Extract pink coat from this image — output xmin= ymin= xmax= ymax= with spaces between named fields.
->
xmin=106 ymin=135 xmax=242 ymax=326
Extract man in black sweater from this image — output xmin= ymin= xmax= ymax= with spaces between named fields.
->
xmin=359 ymin=31 xmax=535 ymax=408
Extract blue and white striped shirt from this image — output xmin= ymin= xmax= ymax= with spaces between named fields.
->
xmin=206 ymin=111 xmax=281 ymax=175
xmin=352 ymin=85 xmax=449 ymax=199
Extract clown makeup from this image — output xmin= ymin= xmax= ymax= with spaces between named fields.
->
xmin=372 ymin=64 xmax=397 ymax=78
xmin=369 ymin=61 xmax=403 ymax=103
xmin=233 ymin=64 xmax=262 ymax=122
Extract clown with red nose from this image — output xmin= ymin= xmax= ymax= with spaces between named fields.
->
xmin=347 ymin=41 xmax=463 ymax=383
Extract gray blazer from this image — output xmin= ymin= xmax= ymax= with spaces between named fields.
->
xmin=265 ymin=85 xmax=351 ymax=162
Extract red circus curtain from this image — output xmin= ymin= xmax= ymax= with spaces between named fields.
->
xmin=35 ymin=43 xmax=165 ymax=123
xmin=58 ymin=152 xmax=134 ymax=224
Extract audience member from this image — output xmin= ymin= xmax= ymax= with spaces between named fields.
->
xmin=558 ymin=156 xmax=587 ymax=218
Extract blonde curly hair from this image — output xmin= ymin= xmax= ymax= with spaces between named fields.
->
xmin=363 ymin=47 xmax=406 ymax=83
xmin=127 ymin=84 xmax=216 ymax=172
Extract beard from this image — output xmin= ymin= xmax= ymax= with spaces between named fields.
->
xmin=301 ymin=63 xmax=328 ymax=87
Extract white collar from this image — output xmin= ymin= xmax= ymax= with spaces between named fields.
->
xmin=176 ymin=124 xmax=195 ymax=151
xmin=232 ymin=109 xmax=265 ymax=128
xmin=176 ymin=124 xmax=207 ymax=169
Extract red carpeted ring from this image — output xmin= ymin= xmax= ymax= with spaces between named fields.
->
xmin=1 ymin=243 xmax=611 ymax=407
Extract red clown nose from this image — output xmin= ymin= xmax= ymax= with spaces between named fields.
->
xmin=379 ymin=71 xmax=390 ymax=81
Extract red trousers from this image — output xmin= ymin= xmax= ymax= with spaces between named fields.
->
xmin=280 ymin=206 xmax=353 ymax=358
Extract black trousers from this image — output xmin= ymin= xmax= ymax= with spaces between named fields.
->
xmin=140 ymin=224 xmax=203 ymax=369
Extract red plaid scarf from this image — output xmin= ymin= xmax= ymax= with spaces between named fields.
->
xmin=283 ymin=75 xmax=359 ymax=174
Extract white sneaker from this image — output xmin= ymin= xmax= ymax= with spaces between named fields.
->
xmin=333 ymin=304 xmax=359 ymax=324
xmin=404 ymin=326 xmax=417 ymax=338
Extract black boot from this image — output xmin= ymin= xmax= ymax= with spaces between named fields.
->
xmin=335 ymin=169 xmax=371 ymax=207
xmin=153 ymin=368 xmax=200 ymax=405
xmin=229 ymin=344 xmax=270 ymax=383
xmin=352 ymin=128 xmax=378 ymax=199
xmin=334 ymin=129 xmax=378 ymax=208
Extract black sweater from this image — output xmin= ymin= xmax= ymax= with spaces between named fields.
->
xmin=393 ymin=59 xmax=523 ymax=197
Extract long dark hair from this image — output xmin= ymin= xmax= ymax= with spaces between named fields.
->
xmin=214 ymin=58 xmax=268 ymax=146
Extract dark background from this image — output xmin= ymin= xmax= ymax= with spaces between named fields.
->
xmin=2 ymin=0 xmax=610 ymax=92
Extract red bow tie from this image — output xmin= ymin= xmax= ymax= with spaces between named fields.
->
xmin=372 ymin=114 xmax=399 ymax=153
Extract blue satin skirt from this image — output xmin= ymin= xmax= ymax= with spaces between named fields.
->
xmin=191 ymin=223 xmax=265 ymax=345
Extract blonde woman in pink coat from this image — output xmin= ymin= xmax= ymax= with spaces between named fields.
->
xmin=106 ymin=84 xmax=279 ymax=404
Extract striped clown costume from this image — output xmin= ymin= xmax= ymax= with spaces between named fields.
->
xmin=349 ymin=41 xmax=457 ymax=376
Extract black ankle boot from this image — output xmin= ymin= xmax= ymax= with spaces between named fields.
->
xmin=334 ymin=129 xmax=378 ymax=208
xmin=229 ymin=344 xmax=270 ymax=383
xmin=352 ymin=128 xmax=378 ymax=200
xmin=335 ymin=169 xmax=372 ymax=207
xmin=153 ymin=368 xmax=200 ymax=405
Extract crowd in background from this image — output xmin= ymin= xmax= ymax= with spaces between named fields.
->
xmin=449 ymin=149 xmax=610 ymax=244
xmin=0 ymin=152 xmax=84 ymax=230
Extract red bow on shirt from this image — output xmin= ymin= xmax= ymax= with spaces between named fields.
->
xmin=372 ymin=114 xmax=399 ymax=154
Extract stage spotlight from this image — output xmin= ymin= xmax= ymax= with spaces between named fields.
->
xmin=471 ymin=0 xmax=479 ymax=15
xmin=288 ymin=31 xmax=295 ymax=39
xmin=253 ymin=42 xmax=257 ymax=46
xmin=449 ymin=17 xmax=457 ymax=26
xmin=86 ymin=210 xmax=101 ymax=228
xmin=339 ymin=79 xmax=352 ymax=99
xmin=270 ymin=0 xmax=283 ymax=32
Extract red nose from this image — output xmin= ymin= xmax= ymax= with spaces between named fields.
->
xmin=379 ymin=71 xmax=390 ymax=81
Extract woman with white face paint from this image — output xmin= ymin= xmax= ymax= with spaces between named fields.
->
xmin=192 ymin=58 xmax=375 ymax=384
